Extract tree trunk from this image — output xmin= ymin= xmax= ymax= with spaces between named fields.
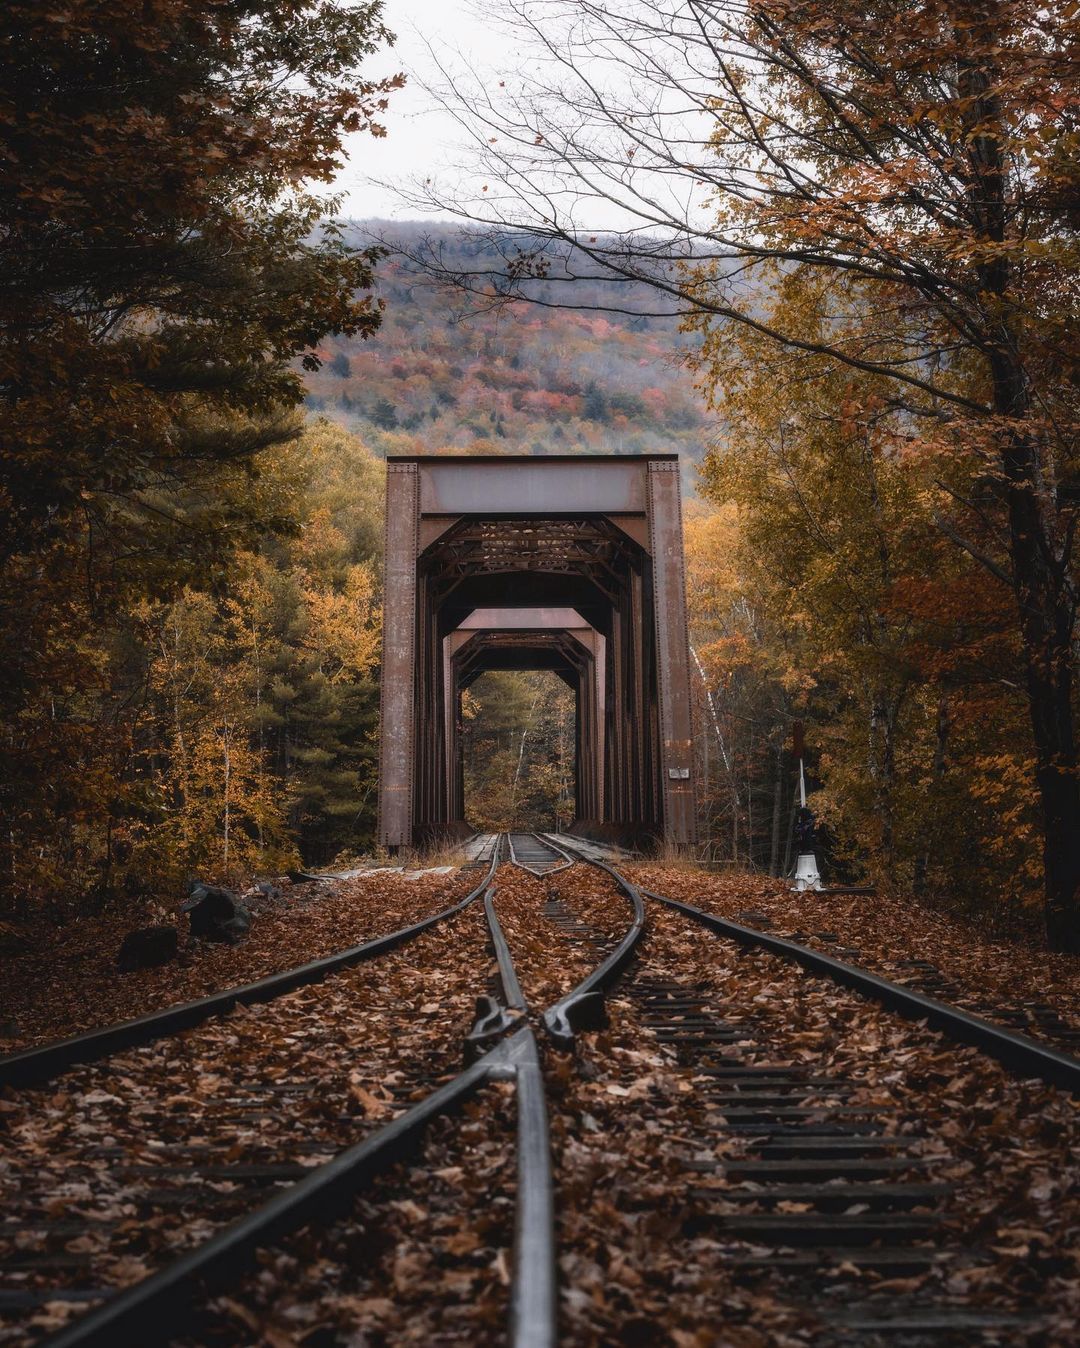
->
xmin=913 ymin=694 xmax=949 ymax=897
xmin=782 ymin=792 xmax=797 ymax=879
xmin=222 ymin=716 xmax=231 ymax=876
xmin=958 ymin=43 xmax=1080 ymax=949
xmin=769 ymin=740 xmax=784 ymax=877
xmin=998 ymin=397 xmax=1080 ymax=950
xmin=868 ymin=692 xmax=901 ymax=868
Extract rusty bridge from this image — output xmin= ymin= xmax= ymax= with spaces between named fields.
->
xmin=377 ymin=454 xmax=696 ymax=851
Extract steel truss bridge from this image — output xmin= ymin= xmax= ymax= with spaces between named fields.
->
xmin=377 ymin=454 xmax=696 ymax=851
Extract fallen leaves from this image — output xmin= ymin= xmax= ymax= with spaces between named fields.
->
xmin=543 ymin=865 xmax=1080 ymax=1345
xmin=0 ymin=889 xmax=497 ymax=1345
xmin=3 ymin=857 xmax=1077 ymax=1345
xmin=1 ymin=868 xmax=478 ymax=1052
xmin=625 ymin=864 xmax=1080 ymax=1053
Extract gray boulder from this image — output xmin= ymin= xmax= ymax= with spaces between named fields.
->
xmin=181 ymin=883 xmax=251 ymax=945
xmin=118 ymin=925 xmax=179 ymax=972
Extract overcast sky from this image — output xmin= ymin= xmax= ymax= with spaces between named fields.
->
xmin=333 ymin=0 xmax=714 ymax=234
xmin=334 ymin=0 xmax=506 ymax=222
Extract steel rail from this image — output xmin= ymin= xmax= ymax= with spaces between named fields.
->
xmin=505 ymin=1029 xmax=557 ymax=1348
xmin=36 ymin=834 xmax=557 ymax=1348
xmin=37 ymin=1040 xmax=502 ymax=1348
xmin=486 ymin=888 xmax=528 ymax=1013
xmin=465 ymin=882 xmax=528 ymax=1049
xmin=537 ymin=835 xmax=647 ymax=1047
xmin=479 ymin=850 xmax=556 ymax=1348
xmin=1 ymin=846 xmax=500 ymax=1090
xmin=531 ymin=832 xmax=576 ymax=872
xmin=506 ymin=831 xmax=573 ymax=878
xmin=642 ymin=888 xmax=1080 ymax=1095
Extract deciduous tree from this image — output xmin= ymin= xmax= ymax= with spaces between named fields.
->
xmin=0 ymin=1 xmax=400 ymax=907
xmin=408 ymin=0 xmax=1080 ymax=947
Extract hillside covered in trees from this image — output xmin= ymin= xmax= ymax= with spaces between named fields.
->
xmin=2 ymin=0 xmax=1077 ymax=956
xmin=306 ymin=222 xmax=708 ymax=464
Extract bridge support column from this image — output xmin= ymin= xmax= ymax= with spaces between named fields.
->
xmin=377 ymin=462 xmax=419 ymax=850
xmin=648 ymin=460 xmax=696 ymax=846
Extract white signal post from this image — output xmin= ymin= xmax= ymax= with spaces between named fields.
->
xmin=791 ymin=725 xmax=822 ymax=892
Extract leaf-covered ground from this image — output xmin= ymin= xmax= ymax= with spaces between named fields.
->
xmin=489 ymin=863 xmax=633 ymax=1007
xmin=3 ymin=859 xmax=1077 ymax=1345
xmin=0 ymin=901 xmax=494 ymax=1343
xmin=625 ymin=866 xmax=1080 ymax=1050
xmin=546 ymin=871 xmax=1080 ymax=1345
xmin=0 ymin=869 xmax=478 ymax=1051
xmin=176 ymin=1090 xmax=518 ymax=1348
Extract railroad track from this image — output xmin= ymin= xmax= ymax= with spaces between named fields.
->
xmin=0 ymin=842 xmax=505 ymax=1343
xmin=529 ymin=832 xmax=1077 ymax=1343
xmin=2 ymin=833 xmax=1077 ymax=1345
xmin=714 ymin=906 xmax=1080 ymax=1060
xmin=0 ymin=835 xmax=644 ymax=1348
xmin=506 ymin=833 xmax=574 ymax=878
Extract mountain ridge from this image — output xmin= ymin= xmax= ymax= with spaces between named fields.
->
xmin=304 ymin=220 xmax=711 ymax=467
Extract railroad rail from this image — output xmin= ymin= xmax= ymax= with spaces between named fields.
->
xmin=1 ymin=834 xmax=645 ymax=1348
xmin=539 ymin=831 xmax=1076 ymax=1340
xmin=0 ymin=842 xmax=502 ymax=1342
xmin=506 ymin=832 xmax=573 ymax=877
xmin=4 ymin=832 xmax=1077 ymax=1344
xmin=0 ymin=841 xmax=501 ymax=1091
xmin=539 ymin=833 xmax=1080 ymax=1094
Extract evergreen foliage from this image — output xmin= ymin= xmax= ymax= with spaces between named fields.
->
xmin=0 ymin=1 xmax=399 ymax=911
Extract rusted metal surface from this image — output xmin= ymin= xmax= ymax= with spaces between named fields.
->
xmin=377 ymin=463 xmax=419 ymax=849
xmin=647 ymin=461 xmax=697 ymax=845
xmin=377 ymin=455 xmax=697 ymax=850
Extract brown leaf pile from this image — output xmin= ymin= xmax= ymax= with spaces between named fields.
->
xmin=4 ymin=857 xmax=1077 ymax=1346
xmin=0 ymin=901 xmax=494 ymax=1344
xmin=625 ymin=865 xmax=1080 ymax=1051
xmin=545 ymin=870 xmax=1080 ymax=1345
xmin=490 ymin=862 xmax=632 ymax=1007
xmin=175 ymin=1090 xmax=517 ymax=1348
xmin=1 ymin=869 xmax=477 ymax=1051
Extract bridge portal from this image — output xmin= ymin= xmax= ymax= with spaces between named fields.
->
xmin=377 ymin=454 xmax=696 ymax=850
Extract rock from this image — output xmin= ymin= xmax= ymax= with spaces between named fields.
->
xmin=181 ymin=883 xmax=251 ymax=944
xmin=0 ymin=920 xmax=32 ymax=956
xmin=117 ymin=925 xmax=179 ymax=972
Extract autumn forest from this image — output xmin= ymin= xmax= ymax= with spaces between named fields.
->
xmin=2 ymin=0 xmax=1079 ymax=946
xmin=3 ymin=1 xmax=1080 ymax=1344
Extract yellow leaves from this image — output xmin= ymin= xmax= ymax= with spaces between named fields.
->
xmin=299 ymin=559 xmax=380 ymax=684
